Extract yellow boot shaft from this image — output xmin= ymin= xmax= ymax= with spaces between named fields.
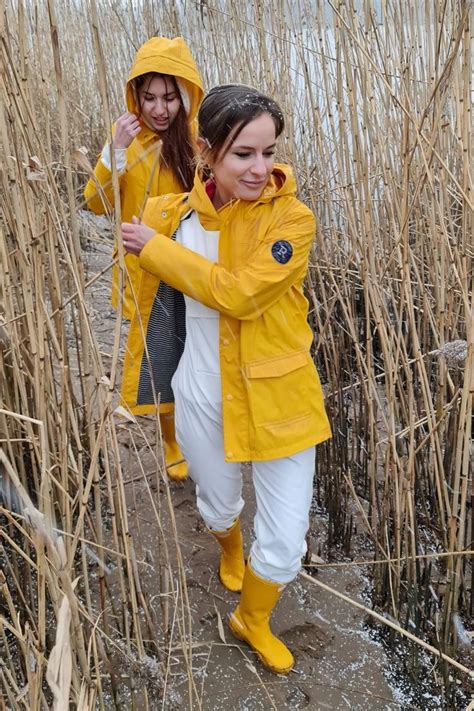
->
xmin=209 ymin=518 xmax=246 ymax=592
xmin=229 ymin=563 xmax=294 ymax=674
xmin=160 ymin=413 xmax=188 ymax=481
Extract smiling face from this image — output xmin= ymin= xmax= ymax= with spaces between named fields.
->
xmin=204 ymin=112 xmax=277 ymax=208
xmin=138 ymin=75 xmax=181 ymax=133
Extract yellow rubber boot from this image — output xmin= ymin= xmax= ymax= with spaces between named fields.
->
xmin=159 ymin=413 xmax=188 ymax=481
xmin=209 ymin=518 xmax=246 ymax=592
xmin=229 ymin=563 xmax=294 ymax=674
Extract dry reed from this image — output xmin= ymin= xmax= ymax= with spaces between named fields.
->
xmin=0 ymin=0 xmax=471 ymax=708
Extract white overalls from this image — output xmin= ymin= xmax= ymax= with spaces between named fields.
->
xmin=172 ymin=212 xmax=315 ymax=584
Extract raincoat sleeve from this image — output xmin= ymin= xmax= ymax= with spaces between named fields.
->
xmin=139 ymin=205 xmax=315 ymax=321
xmin=83 ymin=125 xmax=123 ymax=215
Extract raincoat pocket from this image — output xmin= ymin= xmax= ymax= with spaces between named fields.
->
xmin=243 ymin=349 xmax=311 ymax=427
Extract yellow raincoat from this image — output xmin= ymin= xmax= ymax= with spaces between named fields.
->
xmin=121 ymin=165 xmax=332 ymax=461
xmin=84 ymin=36 xmax=204 ymax=319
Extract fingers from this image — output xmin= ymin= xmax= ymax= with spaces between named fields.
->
xmin=121 ymin=221 xmax=141 ymax=250
xmin=121 ymin=220 xmax=134 ymax=233
xmin=117 ymin=111 xmax=139 ymax=126
xmin=121 ymin=222 xmax=134 ymax=245
xmin=121 ymin=220 xmax=155 ymax=256
xmin=121 ymin=222 xmax=138 ymax=239
xmin=121 ymin=225 xmax=135 ymax=254
xmin=116 ymin=114 xmax=140 ymax=135
xmin=113 ymin=112 xmax=141 ymax=149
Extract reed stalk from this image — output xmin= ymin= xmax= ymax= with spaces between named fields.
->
xmin=1 ymin=0 xmax=471 ymax=707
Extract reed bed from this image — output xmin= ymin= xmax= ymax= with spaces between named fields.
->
xmin=0 ymin=0 xmax=472 ymax=708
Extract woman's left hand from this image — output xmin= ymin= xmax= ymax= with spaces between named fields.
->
xmin=122 ymin=216 xmax=156 ymax=256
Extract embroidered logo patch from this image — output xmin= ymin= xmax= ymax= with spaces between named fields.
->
xmin=271 ymin=240 xmax=293 ymax=264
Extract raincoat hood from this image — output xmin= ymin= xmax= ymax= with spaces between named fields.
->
xmin=126 ymin=36 xmax=204 ymax=122
xmin=260 ymin=163 xmax=297 ymax=199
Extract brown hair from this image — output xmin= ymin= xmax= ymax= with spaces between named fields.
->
xmin=134 ymin=72 xmax=195 ymax=191
xmin=198 ymin=84 xmax=284 ymax=172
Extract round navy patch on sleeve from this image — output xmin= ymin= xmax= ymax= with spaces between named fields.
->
xmin=271 ymin=240 xmax=293 ymax=264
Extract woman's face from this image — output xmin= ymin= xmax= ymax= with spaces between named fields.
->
xmin=138 ymin=76 xmax=181 ymax=132
xmin=209 ymin=113 xmax=277 ymax=207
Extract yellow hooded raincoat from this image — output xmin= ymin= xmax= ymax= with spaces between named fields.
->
xmin=84 ymin=36 xmax=204 ymax=319
xmin=121 ymin=165 xmax=332 ymax=461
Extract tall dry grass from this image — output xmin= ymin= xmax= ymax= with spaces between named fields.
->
xmin=1 ymin=0 xmax=472 ymax=708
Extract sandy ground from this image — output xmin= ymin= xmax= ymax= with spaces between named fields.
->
xmin=80 ymin=212 xmax=409 ymax=710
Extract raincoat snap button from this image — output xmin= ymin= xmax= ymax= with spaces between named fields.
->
xmin=226 ymin=451 xmax=233 ymax=458
xmin=222 ymin=338 xmax=230 ymax=346
xmin=226 ymin=394 xmax=233 ymax=401
xmin=161 ymin=211 xmax=167 ymax=218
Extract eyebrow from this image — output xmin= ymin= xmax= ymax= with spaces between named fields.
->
xmin=142 ymin=90 xmax=177 ymax=97
xmin=232 ymin=143 xmax=277 ymax=150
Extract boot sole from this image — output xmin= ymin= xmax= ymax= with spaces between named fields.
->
xmin=167 ymin=472 xmax=188 ymax=482
xmin=228 ymin=618 xmax=294 ymax=675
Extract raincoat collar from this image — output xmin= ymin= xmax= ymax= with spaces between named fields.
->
xmin=136 ymin=125 xmax=161 ymax=147
xmin=186 ymin=163 xmax=297 ymax=230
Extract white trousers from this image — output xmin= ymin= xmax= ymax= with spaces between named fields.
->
xmin=174 ymin=392 xmax=315 ymax=584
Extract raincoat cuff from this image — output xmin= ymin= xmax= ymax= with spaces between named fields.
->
xmin=139 ymin=233 xmax=170 ymax=276
xmin=100 ymin=143 xmax=127 ymax=173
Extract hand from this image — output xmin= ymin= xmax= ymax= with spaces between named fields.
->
xmin=122 ymin=216 xmax=156 ymax=256
xmin=112 ymin=112 xmax=141 ymax=149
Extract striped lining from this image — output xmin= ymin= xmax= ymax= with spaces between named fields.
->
xmin=137 ymin=213 xmax=191 ymax=406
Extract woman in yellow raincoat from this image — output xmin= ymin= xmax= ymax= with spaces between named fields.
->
xmin=84 ymin=37 xmax=204 ymax=480
xmin=121 ymin=85 xmax=331 ymax=675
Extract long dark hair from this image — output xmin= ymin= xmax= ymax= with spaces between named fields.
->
xmin=134 ymin=72 xmax=195 ymax=191
xmin=197 ymin=85 xmax=284 ymax=172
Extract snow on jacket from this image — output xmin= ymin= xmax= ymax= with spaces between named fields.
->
xmin=83 ymin=36 xmax=204 ymax=319
xmin=121 ymin=164 xmax=332 ymax=461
